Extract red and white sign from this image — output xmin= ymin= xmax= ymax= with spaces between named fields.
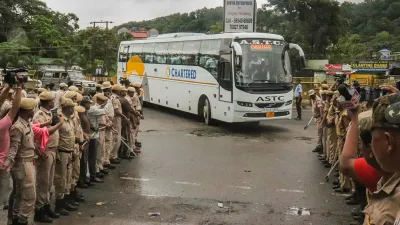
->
xmin=325 ymin=64 xmax=343 ymax=71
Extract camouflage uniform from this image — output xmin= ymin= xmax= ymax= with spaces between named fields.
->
xmin=336 ymin=108 xmax=351 ymax=190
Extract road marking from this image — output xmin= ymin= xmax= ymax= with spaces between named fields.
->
xmin=277 ymin=189 xmax=304 ymax=193
xmin=228 ymin=185 xmax=252 ymax=190
xmin=286 ymin=207 xmax=311 ymax=216
xmin=174 ymin=181 xmax=201 ymax=186
xmin=120 ymin=177 xmax=150 ymax=182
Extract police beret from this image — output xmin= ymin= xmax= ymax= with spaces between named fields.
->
xmin=74 ymin=105 xmax=85 ymax=113
xmin=132 ymin=82 xmax=141 ymax=88
xmin=112 ymin=84 xmax=123 ymax=91
xmin=96 ymin=93 xmax=108 ymax=101
xmin=39 ymin=92 xmax=56 ymax=101
xmin=127 ymin=87 xmax=135 ymax=92
xmin=38 ymin=88 xmax=47 ymax=93
xmin=59 ymin=83 xmax=68 ymax=88
xmin=60 ymin=98 xmax=75 ymax=108
xmin=20 ymin=98 xmax=37 ymax=110
xmin=102 ymin=82 xmax=112 ymax=90
xmin=68 ymin=86 xmax=79 ymax=92
xmin=76 ymin=93 xmax=83 ymax=102
xmin=321 ymin=84 xmax=329 ymax=89
xmin=334 ymin=90 xmax=339 ymax=95
xmin=64 ymin=91 xmax=77 ymax=99
xmin=371 ymin=94 xmax=400 ymax=130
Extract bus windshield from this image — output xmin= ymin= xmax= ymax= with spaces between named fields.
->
xmin=235 ymin=39 xmax=292 ymax=86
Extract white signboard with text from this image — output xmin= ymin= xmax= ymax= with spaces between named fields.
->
xmin=224 ymin=0 xmax=257 ymax=33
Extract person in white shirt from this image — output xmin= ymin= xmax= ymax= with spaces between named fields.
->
xmin=294 ymin=79 xmax=303 ymax=120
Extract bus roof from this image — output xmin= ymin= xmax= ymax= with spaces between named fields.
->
xmin=120 ymin=32 xmax=284 ymax=45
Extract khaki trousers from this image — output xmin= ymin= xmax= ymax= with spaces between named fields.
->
xmin=71 ymin=145 xmax=81 ymax=190
xmin=11 ymin=160 xmax=36 ymax=223
xmin=110 ymin=117 xmax=121 ymax=159
xmin=104 ymin=128 xmax=113 ymax=165
xmin=322 ymin=127 xmax=327 ymax=155
xmin=316 ymin=119 xmax=323 ymax=148
xmin=35 ymin=148 xmax=56 ymax=209
xmin=96 ymin=129 xmax=106 ymax=172
xmin=54 ymin=151 xmax=72 ymax=199
xmin=337 ymin=136 xmax=351 ymax=189
xmin=327 ymin=127 xmax=337 ymax=164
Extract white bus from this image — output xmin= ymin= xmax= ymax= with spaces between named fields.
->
xmin=117 ymin=32 xmax=305 ymax=125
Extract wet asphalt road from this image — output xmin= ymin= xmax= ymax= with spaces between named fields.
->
xmin=1 ymin=105 xmax=355 ymax=225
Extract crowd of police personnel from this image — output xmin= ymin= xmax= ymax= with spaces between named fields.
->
xmin=309 ymin=80 xmax=400 ymax=225
xmin=0 ymin=80 xmax=144 ymax=225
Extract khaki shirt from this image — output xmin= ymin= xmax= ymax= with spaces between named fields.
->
xmin=33 ymin=107 xmax=59 ymax=148
xmin=111 ymin=94 xmax=122 ymax=117
xmin=312 ymin=96 xmax=323 ymax=120
xmin=73 ymin=111 xmax=83 ymax=143
xmin=58 ymin=114 xmax=75 ymax=151
xmin=132 ymin=92 xmax=142 ymax=112
xmin=363 ymin=173 xmax=400 ymax=225
xmin=0 ymin=99 xmax=11 ymax=118
xmin=4 ymin=118 xmax=35 ymax=166
xmin=336 ymin=109 xmax=349 ymax=136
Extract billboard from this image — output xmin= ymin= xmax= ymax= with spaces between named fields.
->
xmin=223 ymin=0 xmax=257 ymax=33
xmin=351 ymin=62 xmax=389 ymax=71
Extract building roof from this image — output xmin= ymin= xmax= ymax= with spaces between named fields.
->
xmin=130 ymin=31 xmax=148 ymax=39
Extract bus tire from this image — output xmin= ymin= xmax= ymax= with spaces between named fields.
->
xmin=199 ymin=96 xmax=212 ymax=125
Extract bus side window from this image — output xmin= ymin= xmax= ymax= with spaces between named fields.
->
xmin=182 ymin=55 xmax=196 ymax=65
xmin=200 ymin=55 xmax=218 ymax=79
xmin=53 ymin=72 xmax=60 ymax=79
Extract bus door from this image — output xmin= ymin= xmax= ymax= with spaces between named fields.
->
xmin=218 ymin=54 xmax=233 ymax=103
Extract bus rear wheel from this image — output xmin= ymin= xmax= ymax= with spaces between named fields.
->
xmin=203 ymin=98 xmax=212 ymax=125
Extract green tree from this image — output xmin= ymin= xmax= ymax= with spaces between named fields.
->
xmin=209 ymin=21 xmax=223 ymax=34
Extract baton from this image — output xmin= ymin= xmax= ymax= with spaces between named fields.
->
xmin=304 ymin=117 xmax=314 ymax=130
xmin=111 ymin=128 xmax=137 ymax=157
xmin=325 ymin=160 xmax=339 ymax=182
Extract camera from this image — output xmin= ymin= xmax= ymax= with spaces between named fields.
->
xmin=51 ymin=108 xmax=59 ymax=126
xmin=3 ymin=68 xmax=28 ymax=85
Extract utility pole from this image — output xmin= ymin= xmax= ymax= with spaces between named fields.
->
xmin=90 ymin=21 xmax=113 ymax=76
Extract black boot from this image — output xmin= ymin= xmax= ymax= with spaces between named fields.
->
xmin=34 ymin=207 xmax=53 ymax=223
xmin=312 ymin=147 xmax=323 ymax=153
xmin=71 ymin=189 xmax=85 ymax=203
xmin=64 ymin=195 xmax=79 ymax=210
xmin=44 ymin=204 xmax=60 ymax=219
xmin=55 ymin=199 xmax=69 ymax=216
xmin=12 ymin=220 xmax=28 ymax=225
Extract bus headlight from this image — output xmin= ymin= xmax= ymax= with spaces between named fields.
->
xmin=285 ymin=100 xmax=293 ymax=106
xmin=237 ymin=101 xmax=253 ymax=107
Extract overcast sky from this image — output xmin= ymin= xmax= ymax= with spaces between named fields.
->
xmin=42 ymin=0 xmax=363 ymax=29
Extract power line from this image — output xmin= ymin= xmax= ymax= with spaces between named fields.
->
xmin=90 ymin=21 xmax=114 ymax=75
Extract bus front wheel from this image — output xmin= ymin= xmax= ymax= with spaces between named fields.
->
xmin=202 ymin=98 xmax=212 ymax=125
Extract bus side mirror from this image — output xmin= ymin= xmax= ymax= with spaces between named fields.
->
xmin=231 ymin=42 xmax=243 ymax=70
xmin=289 ymin=43 xmax=306 ymax=69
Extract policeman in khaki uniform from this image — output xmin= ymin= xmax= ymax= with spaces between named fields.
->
xmin=132 ymin=82 xmax=144 ymax=149
xmin=327 ymin=92 xmax=339 ymax=165
xmin=101 ymin=82 xmax=117 ymax=167
xmin=334 ymin=99 xmax=351 ymax=193
xmin=54 ymin=98 xmax=78 ymax=216
xmin=92 ymin=93 xmax=110 ymax=174
xmin=319 ymin=90 xmax=328 ymax=161
xmin=110 ymin=84 xmax=127 ymax=163
xmin=363 ymin=94 xmax=400 ymax=225
xmin=126 ymin=87 xmax=139 ymax=153
xmin=3 ymin=98 xmax=37 ymax=225
xmin=309 ymin=89 xmax=324 ymax=153
xmin=321 ymin=90 xmax=335 ymax=167
xmin=54 ymin=83 xmax=68 ymax=109
xmin=33 ymin=92 xmax=62 ymax=222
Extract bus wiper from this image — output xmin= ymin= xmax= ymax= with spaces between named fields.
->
xmin=252 ymin=79 xmax=275 ymax=83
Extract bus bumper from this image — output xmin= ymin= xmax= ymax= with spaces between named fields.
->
xmin=232 ymin=110 xmax=292 ymax=123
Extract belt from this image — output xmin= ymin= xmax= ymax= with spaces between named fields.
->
xmin=14 ymin=157 xmax=35 ymax=162
xmin=58 ymin=148 xmax=73 ymax=153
